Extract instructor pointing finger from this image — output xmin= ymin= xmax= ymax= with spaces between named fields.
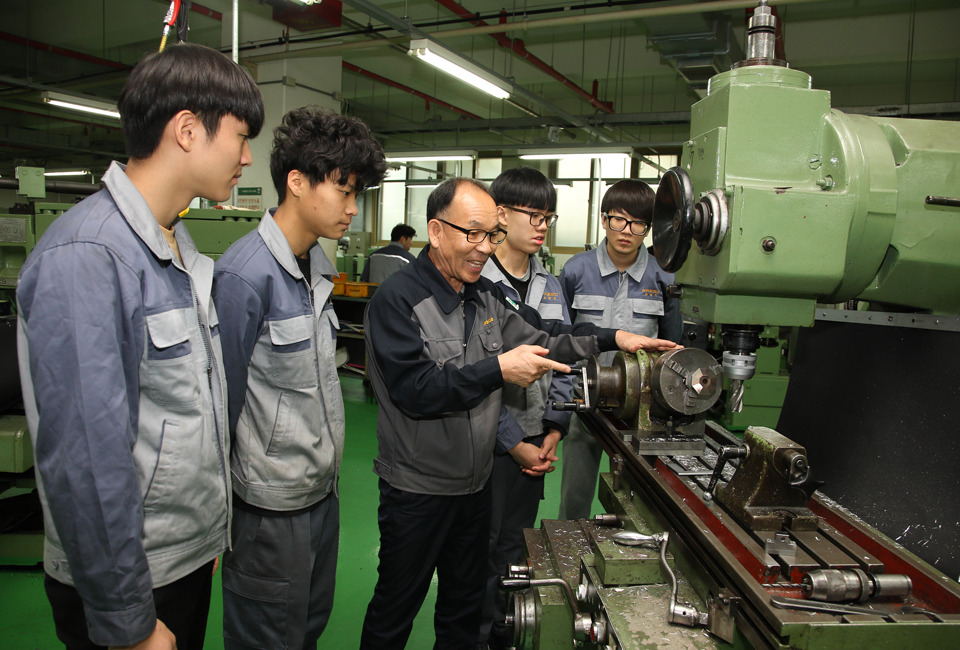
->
xmin=360 ymin=177 xmax=676 ymax=650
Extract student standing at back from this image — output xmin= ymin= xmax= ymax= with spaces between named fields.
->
xmin=361 ymin=223 xmax=417 ymax=283
xmin=557 ymin=179 xmax=683 ymax=521
xmin=478 ymin=167 xmax=574 ymax=648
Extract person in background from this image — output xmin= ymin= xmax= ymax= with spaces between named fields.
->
xmin=17 ymin=43 xmax=263 ymax=650
xmin=213 ymin=107 xmax=386 ymax=650
xmin=557 ymin=179 xmax=683 ymax=521
xmin=360 ymin=177 xmax=678 ymax=650
xmin=361 ymin=223 xmax=417 ymax=283
xmin=477 ymin=167 xmax=574 ymax=649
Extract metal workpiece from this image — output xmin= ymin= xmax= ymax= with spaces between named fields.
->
xmin=763 ymin=533 xmax=797 ymax=560
xmin=801 ymin=569 xmax=912 ymax=603
xmin=652 ymin=348 xmax=724 ymax=416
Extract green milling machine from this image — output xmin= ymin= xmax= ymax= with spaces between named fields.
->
xmin=0 ymin=174 xmax=262 ymax=564
xmin=506 ymin=2 xmax=960 ymax=649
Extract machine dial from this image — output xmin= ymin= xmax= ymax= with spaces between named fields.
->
xmin=653 ymin=167 xmax=697 ymax=272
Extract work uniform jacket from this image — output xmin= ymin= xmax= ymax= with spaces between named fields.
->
xmin=360 ymin=240 xmax=416 ymax=283
xmin=560 ymin=240 xmax=683 ymax=365
xmin=213 ymin=211 xmax=343 ymax=511
xmin=17 ymin=162 xmax=229 ymax=647
xmin=364 ymin=246 xmax=619 ymax=496
xmin=480 ymin=254 xmax=575 ymax=453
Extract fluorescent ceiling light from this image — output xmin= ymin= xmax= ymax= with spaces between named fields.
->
xmin=387 ymin=156 xmax=473 ymax=162
xmin=41 ymin=91 xmax=120 ymax=120
xmin=521 ymin=152 xmax=631 ymax=161
xmin=45 ymin=170 xmax=90 ymax=177
xmin=385 ymin=150 xmax=476 ymax=163
xmin=408 ymin=39 xmax=511 ymax=100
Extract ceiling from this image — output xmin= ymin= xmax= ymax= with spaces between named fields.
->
xmin=1 ymin=0 xmax=958 ymax=181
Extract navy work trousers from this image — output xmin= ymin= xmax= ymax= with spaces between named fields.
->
xmin=359 ymin=478 xmax=492 ymax=650
xmin=44 ymin=559 xmax=214 ymax=650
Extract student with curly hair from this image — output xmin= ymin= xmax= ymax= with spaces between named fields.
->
xmin=213 ymin=106 xmax=387 ymax=650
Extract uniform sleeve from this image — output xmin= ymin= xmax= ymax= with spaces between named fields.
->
xmin=558 ymin=265 xmax=578 ymax=323
xmin=365 ymin=288 xmax=504 ymax=417
xmin=657 ymin=274 xmax=683 ymax=344
xmin=17 ymin=243 xmax=156 ymax=647
xmin=497 ymin=283 xmax=619 ymax=359
xmin=495 ymin=405 xmax=526 ymax=455
xmin=541 ymin=292 xmax=575 ymax=436
xmin=212 ymin=269 xmax=264 ymax=436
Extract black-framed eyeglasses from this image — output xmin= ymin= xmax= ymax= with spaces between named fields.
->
xmin=438 ymin=218 xmax=507 ymax=244
xmin=603 ymin=212 xmax=649 ymax=236
xmin=503 ymin=205 xmax=558 ymax=228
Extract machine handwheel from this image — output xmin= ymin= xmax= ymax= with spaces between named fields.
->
xmin=653 ymin=167 xmax=697 ymax=272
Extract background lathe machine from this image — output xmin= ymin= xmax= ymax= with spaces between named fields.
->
xmin=503 ymin=2 xmax=960 ymax=648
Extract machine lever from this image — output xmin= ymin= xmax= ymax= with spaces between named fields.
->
xmin=926 ymin=195 xmax=960 ymax=208
xmin=615 ymin=531 xmax=710 ymax=628
xmin=702 ymin=445 xmax=748 ymax=501
xmin=499 ymin=576 xmax=602 ymax=644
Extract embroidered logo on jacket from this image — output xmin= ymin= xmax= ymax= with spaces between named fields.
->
xmin=483 ymin=317 xmax=494 ymax=326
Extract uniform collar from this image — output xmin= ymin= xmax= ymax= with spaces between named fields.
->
xmin=258 ymin=209 xmax=336 ymax=285
xmin=415 ymin=245 xmax=483 ymax=315
xmin=102 ymin=161 xmax=200 ymax=270
xmin=597 ymin=237 xmax=649 ymax=283
xmin=481 ymin=253 xmax=547 ymax=285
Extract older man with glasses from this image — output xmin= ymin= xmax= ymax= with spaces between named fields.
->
xmin=360 ymin=177 xmax=679 ymax=650
xmin=557 ymin=178 xmax=684 ymax=522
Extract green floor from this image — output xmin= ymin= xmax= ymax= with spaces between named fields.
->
xmin=0 ymin=375 xmax=603 ymax=649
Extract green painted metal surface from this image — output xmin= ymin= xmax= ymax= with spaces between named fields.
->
xmin=0 ymin=415 xmax=32 ymax=474
xmin=676 ymin=64 xmax=960 ymax=325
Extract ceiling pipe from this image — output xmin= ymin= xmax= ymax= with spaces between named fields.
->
xmin=430 ymin=0 xmax=614 ymax=114
xmin=246 ymin=0 xmax=825 ymax=63
xmin=342 ymin=62 xmax=480 ymax=119
xmin=339 ymin=0 xmax=614 ymax=143
xmin=0 ymin=31 xmax=129 ymax=70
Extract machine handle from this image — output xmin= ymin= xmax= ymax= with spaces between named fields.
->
xmin=926 ymin=196 xmax=960 ymax=207
xmin=702 ymin=445 xmax=748 ymax=501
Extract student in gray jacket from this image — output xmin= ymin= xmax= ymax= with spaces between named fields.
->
xmin=360 ymin=223 xmax=417 ymax=283
xmin=17 ymin=44 xmax=263 ymax=650
xmin=557 ymin=179 xmax=683 ymax=521
xmin=478 ymin=167 xmax=573 ymax=648
xmin=213 ymin=107 xmax=386 ymax=650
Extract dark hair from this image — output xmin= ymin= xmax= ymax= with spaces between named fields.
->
xmin=426 ymin=178 xmax=491 ymax=222
xmin=601 ymin=179 xmax=655 ymax=222
xmin=390 ymin=224 xmax=417 ymax=241
xmin=118 ymin=43 xmax=264 ymax=159
xmin=271 ymin=107 xmax=387 ymax=203
xmin=490 ymin=166 xmax=556 ymax=212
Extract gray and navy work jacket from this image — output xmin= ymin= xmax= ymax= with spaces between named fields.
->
xmin=213 ymin=210 xmax=343 ymax=512
xmin=16 ymin=162 xmax=229 ymax=647
xmin=480 ymin=254 xmax=575 ymax=454
xmin=364 ymin=246 xmax=620 ymax=496
xmin=360 ymin=240 xmax=416 ymax=283
xmin=560 ymin=240 xmax=682 ymax=365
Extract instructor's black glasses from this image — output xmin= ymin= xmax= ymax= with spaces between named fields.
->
xmin=438 ymin=219 xmax=507 ymax=244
